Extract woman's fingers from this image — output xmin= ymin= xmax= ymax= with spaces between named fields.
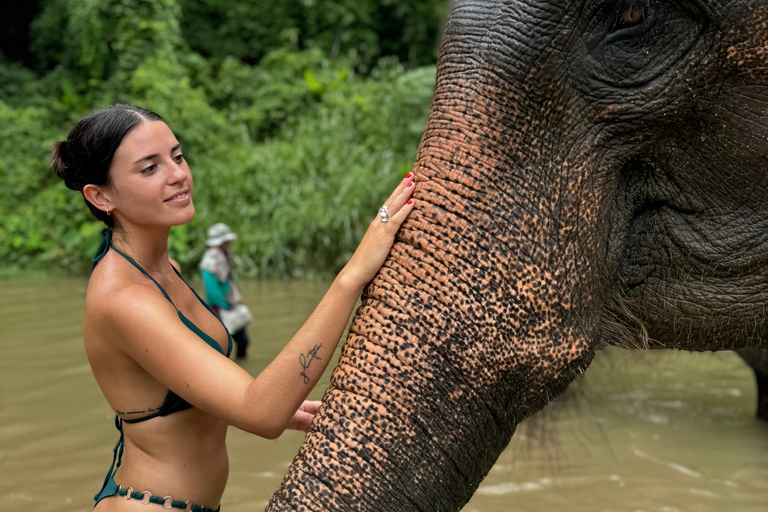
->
xmin=386 ymin=196 xmax=415 ymax=228
xmin=299 ymin=400 xmax=321 ymax=415
xmin=376 ymin=176 xmax=415 ymax=225
xmin=386 ymin=182 xmax=415 ymax=218
xmin=339 ymin=172 xmax=417 ymax=289
xmin=379 ymin=173 xmax=414 ymax=218
xmin=287 ymin=409 xmax=315 ymax=432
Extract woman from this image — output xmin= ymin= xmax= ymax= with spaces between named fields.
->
xmin=51 ymin=104 xmax=415 ymax=511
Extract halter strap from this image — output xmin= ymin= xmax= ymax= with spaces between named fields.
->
xmin=92 ymin=228 xmax=113 ymax=269
xmin=90 ymin=230 xmax=233 ymax=358
xmin=108 ymin=243 xmax=176 ymax=305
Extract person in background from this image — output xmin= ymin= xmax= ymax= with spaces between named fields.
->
xmin=200 ymin=223 xmax=250 ymax=358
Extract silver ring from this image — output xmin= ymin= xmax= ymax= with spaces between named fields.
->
xmin=379 ymin=205 xmax=390 ymax=223
xmin=141 ymin=491 xmax=153 ymax=504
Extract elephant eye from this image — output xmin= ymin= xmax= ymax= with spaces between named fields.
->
xmin=611 ymin=3 xmax=647 ymax=32
xmin=621 ymin=6 xmax=645 ymax=25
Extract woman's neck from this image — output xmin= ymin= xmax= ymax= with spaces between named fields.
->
xmin=111 ymin=225 xmax=173 ymax=274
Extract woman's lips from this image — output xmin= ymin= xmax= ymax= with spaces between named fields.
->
xmin=164 ymin=191 xmax=190 ymax=204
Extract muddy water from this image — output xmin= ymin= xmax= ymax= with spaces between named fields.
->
xmin=1 ymin=278 xmax=766 ymax=511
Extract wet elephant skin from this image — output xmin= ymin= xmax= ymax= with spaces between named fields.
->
xmin=268 ymin=1 xmax=768 ymax=510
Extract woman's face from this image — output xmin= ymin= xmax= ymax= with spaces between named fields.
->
xmin=107 ymin=120 xmax=195 ymax=230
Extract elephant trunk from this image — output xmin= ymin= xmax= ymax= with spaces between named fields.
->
xmin=267 ymin=94 xmax=611 ymax=512
xmin=268 ymin=4 xmax=619 ymax=509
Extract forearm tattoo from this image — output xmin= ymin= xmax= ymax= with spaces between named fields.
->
xmin=300 ymin=344 xmax=322 ymax=385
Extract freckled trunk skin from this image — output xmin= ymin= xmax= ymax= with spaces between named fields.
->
xmin=267 ymin=3 xmax=612 ymax=511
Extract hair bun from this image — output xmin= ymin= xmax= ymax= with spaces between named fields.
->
xmin=51 ymin=140 xmax=79 ymax=190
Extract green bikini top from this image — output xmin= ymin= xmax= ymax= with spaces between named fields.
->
xmin=93 ymin=229 xmax=234 ymax=424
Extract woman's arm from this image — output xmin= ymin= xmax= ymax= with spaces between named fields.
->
xmin=99 ymin=175 xmax=415 ymax=438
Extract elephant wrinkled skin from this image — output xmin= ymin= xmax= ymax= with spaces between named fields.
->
xmin=268 ymin=1 xmax=768 ymax=510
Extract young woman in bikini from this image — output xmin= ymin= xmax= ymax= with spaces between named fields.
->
xmin=51 ymin=104 xmax=415 ymax=511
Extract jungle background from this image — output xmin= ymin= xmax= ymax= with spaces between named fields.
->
xmin=0 ymin=0 xmax=450 ymax=278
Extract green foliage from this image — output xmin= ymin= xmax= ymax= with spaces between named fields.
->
xmin=195 ymin=48 xmax=352 ymax=142
xmin=188 ymin=63 xmax=436 ymax=278
xmin=0 ymin=0 xmax=444 ymax=278
xmin=31 ymin=0 xmax=185 ymax=90
xmin=0 ymin=60 xmax=42 ymax=103
xmin=0 ymin=99 xmax=98 ymax=274
xmin=178 ymin=0 xmax=450 ymax=70
xmin=177 ymin=0 xmax=302 ymax=64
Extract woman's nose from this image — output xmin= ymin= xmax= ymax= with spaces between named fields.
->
xmin=168 ymin=158 xmax=188 ymax=183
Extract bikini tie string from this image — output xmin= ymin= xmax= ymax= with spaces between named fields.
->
xmin=92 ymin=228 xmax=113 ymax=269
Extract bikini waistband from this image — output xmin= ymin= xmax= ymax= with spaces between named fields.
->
xmin=117 ymin=485 xmax=220 ymax=512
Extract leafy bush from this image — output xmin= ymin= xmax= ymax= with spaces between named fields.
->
xmin=178 ymin=0 xmax=450 ymax=70
xmin=171 ymin=61 xmax=436 ymax=278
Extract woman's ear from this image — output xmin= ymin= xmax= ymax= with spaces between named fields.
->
xmin=83 ymin=184 xmax=111 ymax=214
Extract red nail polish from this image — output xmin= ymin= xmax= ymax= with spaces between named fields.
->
xmin=407 ymin=182 xmax=413 ymax=187
xmin=405 ymin=173 xmax=412 ymax=179
xmin=407 ymin=199 xmax=413 ymax=204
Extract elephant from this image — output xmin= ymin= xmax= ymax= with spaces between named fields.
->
xmin=267 ymin=0 xmax=768 ymax=510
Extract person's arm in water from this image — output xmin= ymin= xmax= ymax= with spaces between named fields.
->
xmin=94 ymin=175 xmax=416 ymax=438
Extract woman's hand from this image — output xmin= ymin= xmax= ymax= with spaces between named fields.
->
xmin=286 ymin=400 xmax=322 ymax=432
xmin=340 ymin=173 xmax=416 ymax=291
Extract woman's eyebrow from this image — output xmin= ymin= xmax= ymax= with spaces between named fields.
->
xmin=133 ymin=144 xmax=182 ymax=164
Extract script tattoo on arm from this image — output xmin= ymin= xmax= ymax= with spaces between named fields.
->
xmin=299 ymin=344 xmax=322 ymax=385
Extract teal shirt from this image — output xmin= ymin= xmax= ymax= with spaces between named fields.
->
xmin=201 ymin=270 xmax=231 ymax=310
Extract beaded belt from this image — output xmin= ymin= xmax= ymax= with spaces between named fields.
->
xmin=117 ymin=485 xmax=220 ymax=512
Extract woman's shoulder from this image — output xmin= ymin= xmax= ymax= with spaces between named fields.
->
xmin=85 ymin=252 xmax=173 ymax=320
xmin=169 ymin=257 xmax=182 ymax=274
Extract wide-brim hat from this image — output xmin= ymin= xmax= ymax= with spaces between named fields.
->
xmin=206 ymin=222 xmax=238 ymax=247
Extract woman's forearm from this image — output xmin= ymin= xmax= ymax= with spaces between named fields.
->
xmin=240 ymin=175 xmax=416 ymax=438
xmin=241 ymin=268 xmax=364 ymax=437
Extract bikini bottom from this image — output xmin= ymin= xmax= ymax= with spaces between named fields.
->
xmin=96 ymin=473 xmax=220 ymax=512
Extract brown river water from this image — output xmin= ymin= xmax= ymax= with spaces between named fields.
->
xmin=1 ymin=277 xmax=766 ymax=511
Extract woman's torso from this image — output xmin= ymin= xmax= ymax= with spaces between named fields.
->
xmin=86 ymin=247 xmax=232 ymax=510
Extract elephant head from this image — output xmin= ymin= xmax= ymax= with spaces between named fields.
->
xmin=268 ymin=1 xmax=768 ymax=510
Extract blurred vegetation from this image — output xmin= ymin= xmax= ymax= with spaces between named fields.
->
xmin=0 ymin=0 xmax=447 ymax=278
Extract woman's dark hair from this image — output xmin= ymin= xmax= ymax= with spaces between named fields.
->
xmin=51 ymin=104 xmax=164 ymax=227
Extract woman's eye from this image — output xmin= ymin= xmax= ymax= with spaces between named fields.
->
xmin=173 ymin=154 xmax=185 ymax=163
xmin=141 ymin=164 xmax=157 ymax=174
xmin=613 ymin=4 xmax=646 ymax=31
